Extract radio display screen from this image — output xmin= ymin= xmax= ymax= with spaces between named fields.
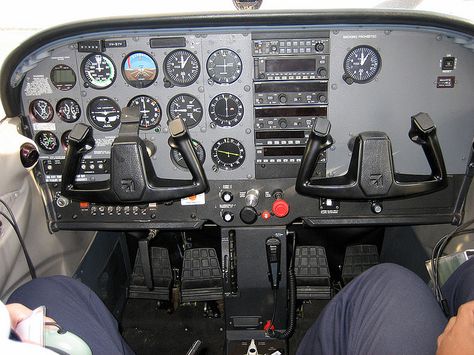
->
xmin=263 ymin=146 xmax=306 ymax=156
xmin=255 ymin=106 xmax=327 ymax=118
xmin=265 ymin=58 xmax=316 ymax=72
xmin=256 ymin=131 xmax=305 ymax=139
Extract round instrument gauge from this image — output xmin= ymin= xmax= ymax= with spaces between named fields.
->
xmin=122 ymin=52 xmax=158 ymax=88
xmin=168 ymin=94 xmax=203 ymax=129
xmin=128 ymin=95 xmax=161 ymax=130
xmin=211 ymin=138 xmax=245 ymax=170
xmin=343 ymin=45 xmax=381 ymax=84
xmin=164 ymin=49 xmax=200 ymax=86
xmin=81 ymin=53 xmax=116 ymax=89
xmin=87 ymin=97 xmax=121 ymax=131
xmin=30 ymin=99 xmax=54 ymax=122
xmin=207 ymin=49 xmax=242 ymax=84
xmin=35 ymin=131 xmax=59 ymax=153
xmin=56 ymin=98 xmax=81 ymax=123
xmin=170 ymin=140 xmax=206 ymax=170
xmin=61 ymin=130 xmax=71 ymax=149
xmin=50 ymin=64 xmax=76 ymax=91
xmin=209 ymin=93 xmax=244 ymax=127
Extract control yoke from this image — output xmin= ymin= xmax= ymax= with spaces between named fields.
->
xmin=61 ymin=107 xmax=209 ymax=203
xmin=296 ymin=113 xmax=447 ymax=200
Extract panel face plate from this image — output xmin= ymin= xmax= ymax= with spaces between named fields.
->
xmin=17 ymin=23 xmax=474 ymax=228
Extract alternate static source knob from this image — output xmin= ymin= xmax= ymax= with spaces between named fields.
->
xmin=245 ymin=189 xmax=260 ymax=207
xmin=240 ymin=206 xmax=258 ymax=224
xmin=222 ymin=211 xmax=234 ymax=222
xmin=272 ymin=199 xmax=289 ymax=218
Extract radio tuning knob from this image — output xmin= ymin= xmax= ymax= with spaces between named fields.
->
xmin=317 ymin=67 xmax=328 ymax=77
xmin=278 ymin=94 xmax=288 ymax=104
xmin=278 ymin=119 xmax=288 ymax=129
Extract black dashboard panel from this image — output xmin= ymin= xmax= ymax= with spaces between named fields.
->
xmin=1 ymin=11 xmax=474 ymax=231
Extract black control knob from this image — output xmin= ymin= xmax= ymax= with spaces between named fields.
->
xmin=240 ymin=206 xmax=258 ymax=224
xmin=278 ymin=119 xmax=288 ymax=129
xmin=222 ymin=211 xmax=234 ymax=222
xmin=318 ymin=94 xmax=327 ymax=103
xmin=278 ymin=94 xmax=288 ymax=104
xmin=315 ymin=42 xmax=325 ymax=52
xmin=371 ymin=202 xmax=383 ymax=214
xmin=20 ymin=143 xmax=39 ymax=169
xmin=317 ymin=67 xmax=328 ymax=77
xmin=221 ymin=191 xmax=233 ymax=202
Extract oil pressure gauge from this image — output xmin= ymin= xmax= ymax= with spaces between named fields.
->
xmin=343 ymin=45 xmax=381 ymax=84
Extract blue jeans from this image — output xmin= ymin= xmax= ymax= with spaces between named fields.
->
xmin=8 ymin=275 xmax=134 ymax=355
xmin=296 ymin=258 xmax=474 ymax=355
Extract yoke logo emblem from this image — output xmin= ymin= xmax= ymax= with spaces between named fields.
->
xmin=121 ymin=179 xmax=135 ymax=193
xmin=370 ymin=174 xmax=383 ymax=187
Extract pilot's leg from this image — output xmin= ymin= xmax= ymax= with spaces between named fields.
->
xmin=296 ymin=263 xmax=447 ymax=355
xmin=441 ymin=256 xmax=474 ymax=316
xmin=7 ymin=275 xmax=134 ymax=355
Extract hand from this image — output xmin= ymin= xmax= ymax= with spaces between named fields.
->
xmin=437 ymin=300 xmax=474 ymax=355
xmin=6 ymin=303 xmax=55 ymax=329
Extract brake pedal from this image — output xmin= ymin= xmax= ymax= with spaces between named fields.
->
xmin=129 ymin=247 xmax=173 ymax=300
xmin=342 ymin=245 xmax=379 ymax=284
xmin=181 ymin=248 xmax=223 ymax=302
xmin=295 ymin=246 xmax=331 ymax=299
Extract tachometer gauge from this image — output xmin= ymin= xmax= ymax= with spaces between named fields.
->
xmin=30 ymin=99 xmax=54 ymax=122
xmin=170 ymin=140 xmax=205 ymax=170
xmin=209 ymin=93 xmax=244 ymax=127
xmin=122 ymin=52 xmax=157 ymax=88
xmin=207 ymin=49 xmax=242 ymax=84
xmin=211 ymin=137 xmax=245 ymax=170
xmin=81 ymin=53 xmax=116 ymax=89
xmin=35 ymin=131 xmax=59 ymax=153
xmin=87 ymin=97 xmax=121 ymax=131
xmin=168 ymin=94 xmax=203 ymax=129
xmin=164 ymin=49 xmax=200 ymax=86
xmin=128 ymin=95 xmax=161 ymax=130
xmin=343 ymin=45 xmax=381 ymax=84
xmin=56 ymin=98 xmax=81 ymax=123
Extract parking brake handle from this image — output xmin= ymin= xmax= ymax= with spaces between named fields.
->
xmin=61 ymin=107 xmax=209 ymax=203
xmin=296 ymin=113 xmax=447 ymax=200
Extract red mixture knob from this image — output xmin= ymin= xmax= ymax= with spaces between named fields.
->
xmin=272 ymin=199 xmax=289 ymax=218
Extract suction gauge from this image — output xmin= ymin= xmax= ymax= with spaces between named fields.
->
xmin=122 ymin=52 xmax=157 ymax=88
xmin=81 ymin=53 xmax=116 ymax=89
xmin=87 ymin=97 xmax=121 ymax=131
xmin=128 ymin=95 xmax=161 ymax=130
xmin=343 ymin=45 xmax=381 ymax=84
xmin=35 ymin=131 xmax=59 ymax=153
xmin=211 ymin=138 xmax=245 ymax=170
xmin=207 ymin=49 xmax=242 ymax=84
xmin=164 ymin=49 xmax=200 ymax=86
